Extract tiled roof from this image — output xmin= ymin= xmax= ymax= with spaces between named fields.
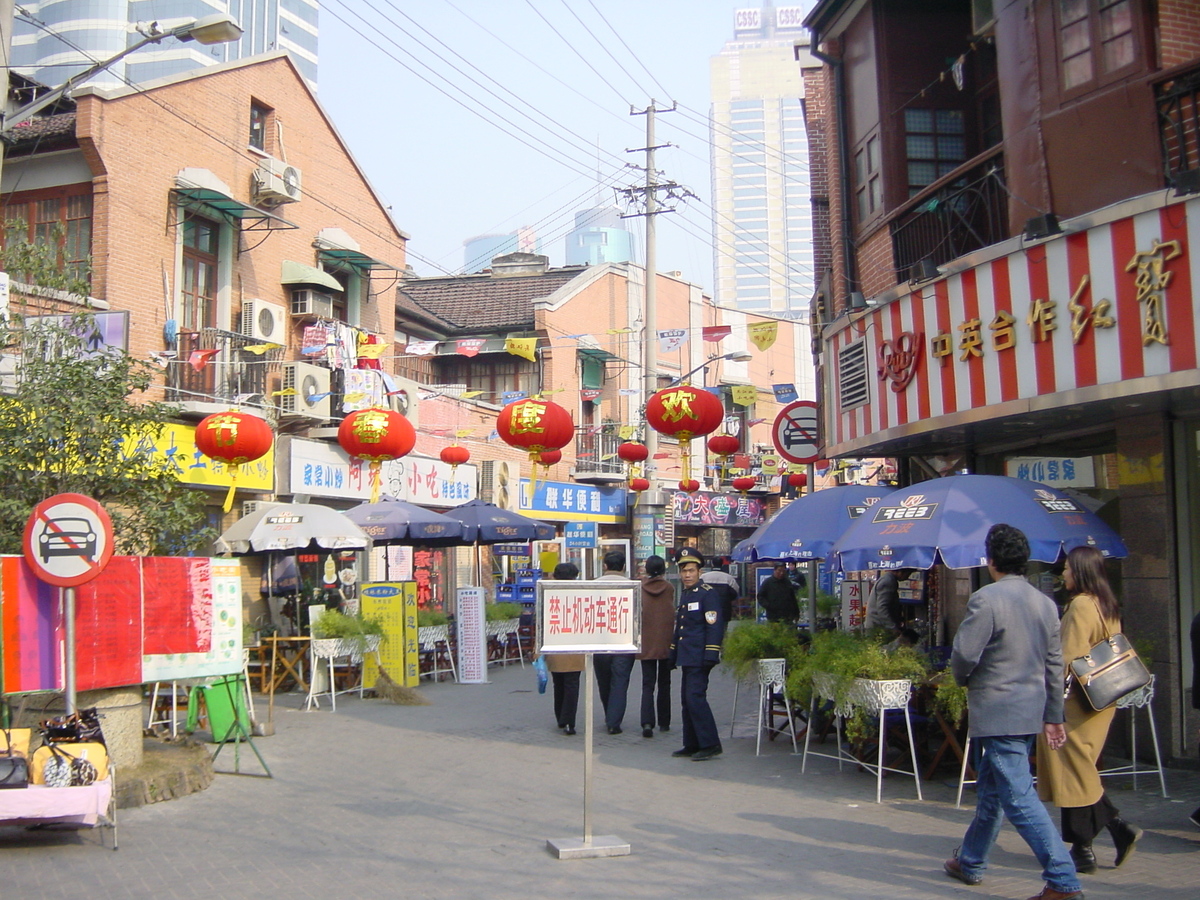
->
xmin=397 ymin=267 xmax=587 ymax=336
xmin=2 ymin=112 xmax=77 ymax=148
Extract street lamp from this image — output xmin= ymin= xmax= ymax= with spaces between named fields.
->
xmin=668 ymin=349 xmax=753 ymax=386
xmin=2 ymin=14 xmax=243 ymax=135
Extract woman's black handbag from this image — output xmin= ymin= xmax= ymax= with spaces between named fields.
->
xmin=40 ymin=707 xmax=105 ymax=746
xmin=1069 ymin=632 xmax=1152 ymax=711
xmin=0 ymin=728 xmax=29 ymax=789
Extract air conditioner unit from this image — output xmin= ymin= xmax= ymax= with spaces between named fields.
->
xmin=240 ymin=299 xmax=288 ymax=344
xmin=386 ymin=374 xmax=422 ymax=429
xmin=479 ymin=459 xmax=513 ymax=510
xmin=280 ymin=362 xmax=331 ymax=420
xmin=242 ymin=501 xmax=280 ymax=519
xmin=290 ymin=288 xmax=336 ymax=318
xmin=253 ymin=157 xmax=302 ymax=205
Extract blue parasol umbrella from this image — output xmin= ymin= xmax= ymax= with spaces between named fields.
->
xmin=441 ymin=498 xmax=556 ymax=544
xmin=732 ymin=484 xmax=897 ymax=562
xmin=830 ymin=474 xmax=1128 ymax=571
xmin=343 ymin=495 xmax=466 ymax=545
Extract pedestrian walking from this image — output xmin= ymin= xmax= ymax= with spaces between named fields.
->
xmin=701 ymin=565 xmax=739 ymax=622
xmin=1037 ymin=546 xmax=1142 ymax=873
xmin=944 ymin=523 xmax=1083 ymax=900
xmin=637 ymin=555 xmax=675 ymax=738
xmin=543 ymin=561 xmax=584 ymax=735
xmin=669 ymin=548 xmax=727 ymax=761
xmin=864 ymin=568 xmax=912 ymax=634
xmin=592 ymin=549 xmax=635 ymax=735
xmin=757 ymin=562 xmax=799 ymax=622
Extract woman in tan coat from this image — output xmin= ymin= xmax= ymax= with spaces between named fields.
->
xmin=1037 ymin=545 xmax=1142 ymax=874
xmin=544 ymin=562 xmax=585 ymax=735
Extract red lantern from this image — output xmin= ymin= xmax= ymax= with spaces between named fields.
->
xmin=707 ymin=433 xmax=740 ymax=456
xmin=630 ymin=477 xmax=651 ymax=492
xmin=646 ymin=386 xmax=725 ymax=486
xmin=496 ymin=398 xmax=574 ymax=460
xmin=678 ymin=479 xmax=701 ymax=493
xmin=537 ymin=449 xmax=562 ymax=468
xmin=617 ymin=441 xmax=649 ymax=463
xmin=732 ymin=476 xmax=757 ymax=494
xmin=788 ymin=472 xmax=808 ymax=488
xmin=815 ymin=458 xmax=830 ymax=471
xmin=440 ymin=444 xmax=470 ymax=473
xmin=338 ymin=407 xmax=417 ymax=502
xmin=195 ymin=411 xmax=274 ymax=512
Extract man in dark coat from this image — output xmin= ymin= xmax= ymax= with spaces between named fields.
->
xmin=757 ymin=562 xmax=800 ymax=622
xmin=669 ymin=548 xmax=727 ymax=761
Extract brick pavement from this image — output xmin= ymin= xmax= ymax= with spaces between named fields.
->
xmin=1 ymin=663 xmax=1197 ymax=899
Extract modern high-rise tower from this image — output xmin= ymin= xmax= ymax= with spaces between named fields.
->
xmin=11 ymin=0 xmax=319 ymax=90
xmin=710 ymin=3 xmax=812 ymax=316
xmin=564 ymin=206 xmax=635 ymax=267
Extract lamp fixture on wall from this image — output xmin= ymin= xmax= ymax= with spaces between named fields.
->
xmin=1173 ymin=169 xmax=1200 ymax=197
xmin=909 ymin=259 xmax=940 ymax=283
xmin=849 ymin=291 xmax=868 ymax=311
xmin=1023 ymin=214 xmax=1062 ymax=241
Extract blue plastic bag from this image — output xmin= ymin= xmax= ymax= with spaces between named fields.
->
xmin=534 ymin=655 xmax=549 ymax=694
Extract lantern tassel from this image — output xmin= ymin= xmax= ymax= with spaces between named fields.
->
xmin=369 ymin=461 xmax=382 ymax=504
xmin=222 ymin=471 xmax=237 ymax=513
xmin=528 ymin=451 xmax=539 ymax=499
xmin=681 ymin=446 xmax=691 ymax=487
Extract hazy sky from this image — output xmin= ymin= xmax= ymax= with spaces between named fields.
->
xmin=317 ymin=1 xmax=782 ymax=291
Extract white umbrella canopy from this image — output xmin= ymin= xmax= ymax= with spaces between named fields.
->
xmin=215 ymin=502 xmax=370 ymax=555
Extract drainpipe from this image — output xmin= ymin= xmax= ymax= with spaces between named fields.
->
xmin=809 ymin=27 xmax=859 ymax=308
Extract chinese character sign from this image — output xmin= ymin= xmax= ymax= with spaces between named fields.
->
xmin=537 ymin=580 xmax=641 ymax=653
xmin=456 ymin=587 xmax=488 ymax=684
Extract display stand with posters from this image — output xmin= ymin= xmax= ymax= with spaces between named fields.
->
xmin=538 ymin=577 xmax=640 ymax=860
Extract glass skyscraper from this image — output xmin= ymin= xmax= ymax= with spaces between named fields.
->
xmin=11 ymin=0 xmax=318 ymax=90
xmin=710 ymin=3 xmax=812 ymax=316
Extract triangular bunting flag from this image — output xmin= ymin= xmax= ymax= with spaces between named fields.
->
xmin=658 ymin=328 xmax=687 ymax=354
xmin=456 ymin=339 xmax=485 ymax=357
xmin=748 ymin=321 xmax=778 ymax=351
xmin=189 ymin=348 xmax=220 ymax=371
xmin=772 ymin=383 xmax=798 ymax=402
xmin=702 ymin=325 xmax=731 ymax=343
xmin=505 ymin=335 xmax=538 ymax=362
xmin=406 ymin=340 xmax=439 ymax=356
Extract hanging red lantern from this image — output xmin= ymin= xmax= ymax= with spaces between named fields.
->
xmin=646 ymin=386 xmax=725 ymax=487
xmin=338 ymin=407 xmax=417 ymax=502
xmin=496 ymin=398 xmax=574 ymax=459
xmin=788 ymin=472 xmax=808 ymax=488
xmin=194 ymin=411 xmax=274 ymax=512
xmin=537 ymin=449 xmax=562 ymax=469
xmin=678 ymin=479 xmax=701 ymax=493
xmin=732 ymin=475 xmax=757 ymax=494
xmin=617 ymin=441 xmax=649 ymax=464
xmin=440 ymin=444 xmax=471 ymax=473
xmin=707 ymin=433 xmax=740 ymax=456
xmin=629 ymin=477 xmax=651 ymax=493
xmin=815 ymin=458 xmax=831 ymax=471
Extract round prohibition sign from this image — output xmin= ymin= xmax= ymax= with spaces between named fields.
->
xmin=772 ymin=400 xmax=820 ymax=465
xmin=22 ymin=493 xmax=115 ymax=587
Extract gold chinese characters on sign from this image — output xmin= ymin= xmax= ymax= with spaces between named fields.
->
xmin=1125 ymin=239 xmax=1180 ymax=346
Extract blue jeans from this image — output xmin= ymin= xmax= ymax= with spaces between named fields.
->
xmin=594 ymin=654 xmax=635 ymax=729
xmin=959 ymin=734 xmax=1080 ymax=893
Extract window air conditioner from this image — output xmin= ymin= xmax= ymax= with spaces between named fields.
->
xmin=386 ymin=374 xmax=422 ymax=428
xmin=240 ymin=299 xmax=287 ymax=344
xmin=253 ymin=157 xmax=302 ymax=205
xmin=241 ymin=501 xmax=280 ymax=519
xmin=290 ymin=288 xmax=336 ymax=318
xmin=280 ymin=362 xmax=331 ymax=420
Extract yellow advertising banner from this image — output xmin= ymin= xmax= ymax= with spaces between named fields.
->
xmin=132 ymin=422 xmax=274 ymax=490
xmin=360 ymin=582 xmax=416 ymax=689
xmin=748 ymin=321 xmax=778 ymax=351
xmin=730 ymin=384 xmax=757 ymax=406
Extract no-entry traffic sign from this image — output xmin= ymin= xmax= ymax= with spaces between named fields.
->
xmin=772 ymin=400 xmax=820 ymax=465
xmin=22 ymin=493 xmax=115 ymax=587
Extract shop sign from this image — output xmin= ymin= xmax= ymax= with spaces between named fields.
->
xmin=537 ymin=579 xmax=641 ymax=653
xmin=519 ymin=479 xmax=626 ymax=523
xmin=138 ymin=422 xmax=273 ymax=491
xmin=1005 ymin=456 xmax=1096 ymax=488
xmin=671 ymin=490 xmax=767 ymax=527
xmin=564 ymin=521 xmax=598 ymax=549
xmin=288 ymin=438 xmax=476 ymax=505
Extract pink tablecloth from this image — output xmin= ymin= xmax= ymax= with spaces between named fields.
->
xmin=0 ymin=778 xmax=113 ymax=826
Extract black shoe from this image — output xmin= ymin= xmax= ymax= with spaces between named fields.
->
xmin=659 ymin=724 xmax=670 ymax=732
xmin=1070 ymin=842 xmax=1097 ymax=875
xmin=642 ymin=725 xmax=654 ymax=738
xmin=671 ymin=747 xmax=698 ymax=757
xmin=563 ymin=725 xmax=576 ymax=735
xmin=1190 ymin=806 xmax=1200 ymax=829
xmin=691 ymin=745 xmax=723 ymax=761
xmin=1108 ymin=817 xmax=1142 ymax=867
xmin=607 ymin=725 xmax=622 ymax=735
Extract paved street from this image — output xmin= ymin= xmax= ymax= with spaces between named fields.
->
xmin=2 ymin=663 xmax=1198 ymax=899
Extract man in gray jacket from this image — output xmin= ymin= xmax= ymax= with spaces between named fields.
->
xmin=944 ymin=524 xmax=1082 ymax=900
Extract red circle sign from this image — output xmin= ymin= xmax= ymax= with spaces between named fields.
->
xmin=22 ymin=493 xmax=115 ymax=587
xmin=772 ymin=400 xmax=820 ymax=465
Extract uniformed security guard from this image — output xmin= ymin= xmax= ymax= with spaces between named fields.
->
xmin=668 ymin=548 xmax=727 ymax=760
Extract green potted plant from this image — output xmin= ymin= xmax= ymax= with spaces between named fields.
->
xmin=720 ymin=621 xmax=806 ymax=681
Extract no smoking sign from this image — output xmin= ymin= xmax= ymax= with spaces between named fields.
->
xmin=22 ymin=493 xmax=115 ymax=587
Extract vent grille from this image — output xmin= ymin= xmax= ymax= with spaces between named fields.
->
xmin=837 ymin=341 xmax=869 ymax=410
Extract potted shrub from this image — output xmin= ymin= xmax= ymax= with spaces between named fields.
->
xmin=721 ymin=620 xmax=807 ymax=682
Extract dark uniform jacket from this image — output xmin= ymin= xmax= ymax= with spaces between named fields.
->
xmin=669 ymin=582 xmax=726 ymax=667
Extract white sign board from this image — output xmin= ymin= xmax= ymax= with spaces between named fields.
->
xmin=142 ymin=560 xmax=243 ymax=680
xmin=456 ymin=586 xmax=488 ymax=683
xmin=537 ymin=580 xmax=642 ymax=654
xmin=288 ymin=438 xmax=476 ymax=505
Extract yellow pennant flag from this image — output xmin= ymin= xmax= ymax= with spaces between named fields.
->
xmin=618 ymin=425 xmax=637 ymax=440
xmin=730 ymin=384 xmax=757 ymax=406
xmin=455 ymin=429 xmax=474 ymax=438
xmin=460 ymin=390 xmax=482 ymax=399
xmin=606 ymin=327 xmax=632 ymax=334
xmin=760 ymin=455 xmax=781 ymax=474
xmin=243 ymin=342 xmax=280 ymax=355
xmin=272 ymin=387 xmax=297 ymax=397
xmin=506 ymin=336 xmax=538 ymax=361
xmin=748 ymin=321 xmax=777 ymax=351
xmin=343 ymin=391 xmax=367 ymax=403
xmin=356 ymin=342 xmax=388 ymax=360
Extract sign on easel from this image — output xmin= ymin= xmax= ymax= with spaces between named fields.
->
xmin=456 ymin=586 xmax=487 ymax=683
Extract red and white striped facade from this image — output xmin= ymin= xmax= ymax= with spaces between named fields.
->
xmin=824 ymin=193 xmax=1200 ymax=455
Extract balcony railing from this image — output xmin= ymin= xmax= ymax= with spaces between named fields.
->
xmin=168 ymin=328 xmax=283 ymax=407
xmin=571 ymin=427 xmax=625 ymax=482
xmin=1156 ymin=64 xmax=1200 ymax=186
xmin=889 ymin=146 xmax=1008 ymax=280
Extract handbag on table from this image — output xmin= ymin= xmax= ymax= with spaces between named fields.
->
xmin=1068 ymin=602 xmax=1152 ymax=710
xmin=39 ymin=707 xmax=105 ymax=746
xmin=0 ymin=727 xmax=30 ymax=790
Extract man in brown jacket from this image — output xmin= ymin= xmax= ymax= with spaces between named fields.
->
xmin=637 ymin=555 xmax=675 ymax=738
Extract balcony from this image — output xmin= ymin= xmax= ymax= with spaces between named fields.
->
xmin=571 ymin=427 xmax=626 ymax=484
xmin=1156 ymin=64 xmax=1200 ymax=190
xmin=889 ymin=146 xmax=1009 ymax=281
xmin=168 ymin=328 xmax=283 ymax=419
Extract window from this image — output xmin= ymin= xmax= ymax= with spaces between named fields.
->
xmin=1057 ymin=0 xmax=1138 ymax=94
xmin=180 ymin=213 xmax=219 ymax=331
xmin=434 ymin=355 xmax=538 ymax=400
xmin=854 ymin=134 xmax=882 ymax=222
xmin=905 ymin=109 xmax=966 ymax=195
xmin=249 ymin=101 xmax=270 ymax=151
xmin=1 ymin=186 xmax=92 ymax=285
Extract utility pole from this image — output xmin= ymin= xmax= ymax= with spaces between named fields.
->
xmin=619 ymin=100 xmax=690 ymax=479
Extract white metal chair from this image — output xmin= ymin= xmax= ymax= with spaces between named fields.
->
xmin=1098 ymin=674 xmax=1169 ymax=797
xmin=754 ymin=658 xmax=799 ymax=755
xmin=147 ymin=681 xmax=189 ymax=738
